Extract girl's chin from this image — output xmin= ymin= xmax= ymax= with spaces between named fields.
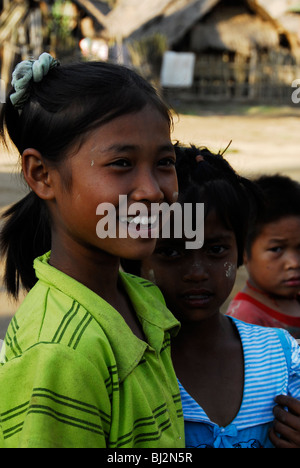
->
xmin=117 ymin=239 xmax=157 ymax=260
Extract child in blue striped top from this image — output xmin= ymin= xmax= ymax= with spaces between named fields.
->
xmin=122 ymin=144 xmax=300 ymax=448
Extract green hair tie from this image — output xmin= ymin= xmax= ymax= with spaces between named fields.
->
xmin=10 ymin=53 xmax=60 ymax=110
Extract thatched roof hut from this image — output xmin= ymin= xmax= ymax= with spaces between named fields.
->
xmin=101 ymin=0 xmax=220 ymax=43
xmin=101 ymin=0 xmax=174 ymax=39
xmin=117 ymin=0 xmax=294 ymax=55
xmin=69 ymin=0 xmax=300 ymax=59
xmin=189 ymin=5 xmax=280 ymax=55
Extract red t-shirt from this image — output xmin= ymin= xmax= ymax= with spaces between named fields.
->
xmin=227 ymin=292 xmax=300 ymax=339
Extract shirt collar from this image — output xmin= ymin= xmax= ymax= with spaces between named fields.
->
xmin=34 ymin=252 xmax=180 ymax=382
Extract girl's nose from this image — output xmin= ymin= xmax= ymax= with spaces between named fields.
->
xmin=131 ymin=171 xmax=164 ymax=203
xmin=182 ymin=255 xmax=208 ymax=282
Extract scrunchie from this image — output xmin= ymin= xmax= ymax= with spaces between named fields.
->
xmin=10 ymin=52 xmax=60 ymax=110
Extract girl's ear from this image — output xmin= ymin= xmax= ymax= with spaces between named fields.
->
xmin=22 ymin=148 xmax=55 ymax=200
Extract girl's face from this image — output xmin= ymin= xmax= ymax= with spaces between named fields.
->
xmin=245 ymin=216 xmax=300 ymax=298
xmin=141 ymin=210 xmax=238 ymax=323
xmin=48 ymin=105 xmax=178 ymax=260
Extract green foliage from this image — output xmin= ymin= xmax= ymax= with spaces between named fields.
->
xmin=48 ymin=0 xmax=77 ymax=51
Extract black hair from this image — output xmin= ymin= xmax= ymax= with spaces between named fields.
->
xmin=121 ymin=144 xmax=260 ymax=275
xmin=246 ymin=174 xmax=300 ymax=256
xmin=174 ymin=144 xmax=259 ymax=267
xmin=0 ymin=59 xmax=172 ymax=298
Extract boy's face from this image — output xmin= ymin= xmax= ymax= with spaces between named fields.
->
xmin=245 ymin=216 xmax=300 ymax=299
xmin=140 ymin=210 xmax=238 ymax=323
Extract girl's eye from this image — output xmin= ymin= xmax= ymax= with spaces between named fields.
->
xmin=208 ymin=245 xmax=227 ymax=255
xmin=109 ymin=159 xmax=131 ymax=168
xmin=158 ymin=157 xmax=176 ymax=167
xmin=155 ymin=247 xmax=182 ymax=258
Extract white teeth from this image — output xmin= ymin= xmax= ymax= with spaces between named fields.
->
xmin=150 ymin=215 xmax=157 ymax=224
xmin=131 ymin=216 xmax=142 ymax=225
xmin=141 ymin=216 xmax=149 ymax=225
xmin=119 ymin=215 xmax=157 ymax=225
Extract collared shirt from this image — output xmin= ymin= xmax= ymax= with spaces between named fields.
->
xmin=179 ymin=318 xmax=300 ymax=448
xmin=0 ymin=252 xmax=184 ymax=448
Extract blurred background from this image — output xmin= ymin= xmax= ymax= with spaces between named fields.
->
xmin=0 ymin=0 xmax=300 ymax=336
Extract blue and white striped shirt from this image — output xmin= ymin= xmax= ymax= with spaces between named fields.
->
xmin=179 ymin=317 xmax=300 ymax=448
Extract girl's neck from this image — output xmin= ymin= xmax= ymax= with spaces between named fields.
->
xmin=50 ymin=240 xmax=146 ymax=340
xmin=49 ymin=238 xmax=120 ymax=300
xmin=173 ymin=312 xmax=233 ymax=351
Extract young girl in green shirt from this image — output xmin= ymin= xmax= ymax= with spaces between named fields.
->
xmin=0 ymin=53 xmax=184 ymax=448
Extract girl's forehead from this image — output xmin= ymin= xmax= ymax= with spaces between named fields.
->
xmin=69 ymin=109 xmax=172 ymax=155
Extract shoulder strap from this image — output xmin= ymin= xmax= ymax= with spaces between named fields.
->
xmin=274 ymin=328 xmax=291 ymax=371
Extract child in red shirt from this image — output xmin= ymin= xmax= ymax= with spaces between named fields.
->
xmin=227 ymin=175 xmax=300 ymax=339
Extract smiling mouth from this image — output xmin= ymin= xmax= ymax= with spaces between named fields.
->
xmin=119 ymin=215 xmax=158 ymax=230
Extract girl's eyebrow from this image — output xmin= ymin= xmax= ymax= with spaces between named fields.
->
xmin=205 ymin=234 xmax=234 ymax=243
xmin=157 ymin=238 xmax=186 ymax=246
xmin=105 ymin=143 xmax=175 ymax=153
xmin=104 ymin=144 xmax=137 ymax=153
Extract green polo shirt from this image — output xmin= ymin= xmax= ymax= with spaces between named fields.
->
xmin=0 ymin=252 xmax=184 ymax=448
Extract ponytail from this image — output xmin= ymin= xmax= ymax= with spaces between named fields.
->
xmin=0 ymin=191 xmax=51 ymax=298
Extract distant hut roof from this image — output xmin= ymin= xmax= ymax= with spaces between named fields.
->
xmin=93 ymin=0 xmax=296 ymax=57
xmin=129 ymin=0 xmax=219 ymax=45
xmin=190 ymin=6 xmax=280 ymax=55
xmin=102 ymin=0 xmax=219 ymax=42
xmin=101 ymin=0 xmax=176 ymax=39
xmin=110 ymin=0 xmax=285 ymax=53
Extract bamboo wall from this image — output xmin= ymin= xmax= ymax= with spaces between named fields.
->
xmin=181 ymin=51 xmax=300 ymax=104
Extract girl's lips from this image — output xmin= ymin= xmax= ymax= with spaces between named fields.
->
xmin=181 ymin=290 xmax=213 ymax=307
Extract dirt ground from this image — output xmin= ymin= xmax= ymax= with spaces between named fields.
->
xmin=0 ymin=102 xmax=300 ymax=338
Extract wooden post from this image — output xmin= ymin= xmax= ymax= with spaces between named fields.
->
xmin=29 ymin=8 xmax=43 ymax=58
